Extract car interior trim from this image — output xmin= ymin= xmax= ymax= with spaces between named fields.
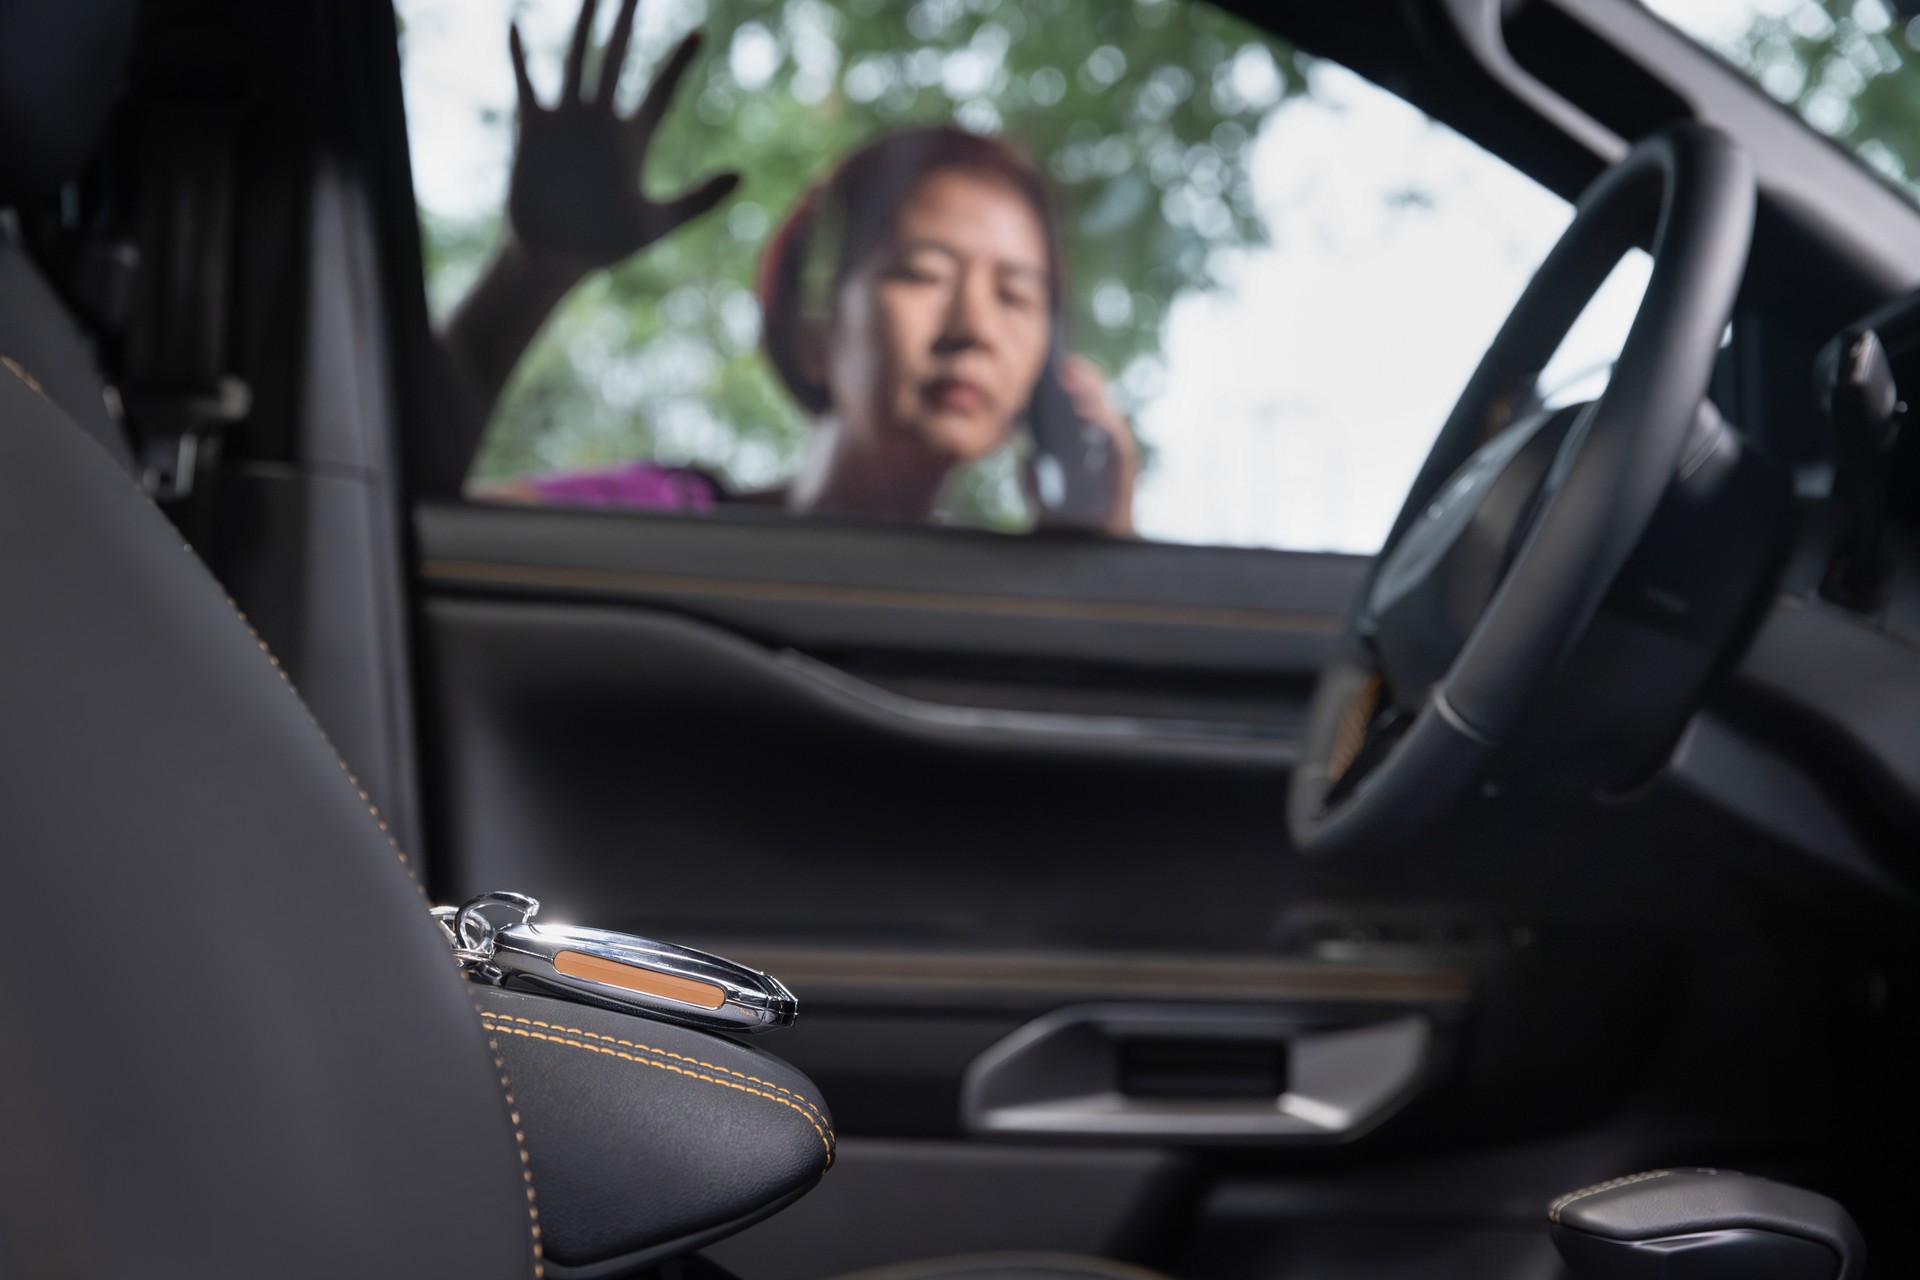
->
xmin=963 ymin=1008 xmax=1434 ymax=1145
xmin=711 ymin=947 xmax=1471 ymax=1006
xmin=419 ymin=557 xmax=1346 ymax=635
xmin=1440 ymin=0 xmax=1628 ymax=165
xmin=775 ymin=650 xmax=1298 ymax=757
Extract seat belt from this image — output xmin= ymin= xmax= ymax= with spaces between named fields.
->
xmin=117 ymin=27 xmax=253 ymax=509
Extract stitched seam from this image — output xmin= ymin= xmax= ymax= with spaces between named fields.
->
xmin=10 ymin=360 xmax=421 ymax=896
xmin=1547 ymin=1169 xmax=1677 ymax=1224
xmin=13 ymin=347 xmax=545 ymax=1268
xmin=188 ymin=504 xmax=549 ymax=1265
xmin=483 ymin=1019 xmax=835 ymax=1165
xmin=475 ymin=1011 xmax=829 ymax=1126
xmin=214 ymin=605 xmax=552 ymax=1271
xmin=477 ymin=1011 xmax=546 ymax=1279
xmin=2 ymin=357 xmax=48 ymax=399
xmin=219 ymin=596 xmax=424 ymax=895
xmin=217 ymin=598 xmax=551 ymax=1271
xmin=480 ymin=1020 xmax=836 ymax=1166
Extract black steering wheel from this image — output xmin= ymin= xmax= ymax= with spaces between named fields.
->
xmin=1286 ymin=124 xmax=1755 ymax=858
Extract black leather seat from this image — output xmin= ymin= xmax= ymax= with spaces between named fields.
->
xmin=0 ymin=291 xmax=540 ymax=1276
xmin=0 ymin=319 xmax=849 ymax=1276
xmin=1 ymin=4 xmax=833 ymax=1274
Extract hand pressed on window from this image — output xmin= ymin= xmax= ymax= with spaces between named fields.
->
xmin=435 ymin=0 xmax=737 ymax=487
xmin=504 ymin=0 xmax=738 ymax=276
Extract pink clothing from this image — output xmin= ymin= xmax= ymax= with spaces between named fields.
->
xmin=523 ymin=461 xmax=724 ymax=511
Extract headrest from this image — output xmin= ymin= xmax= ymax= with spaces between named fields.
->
xmin=0 ymin=0 xmax=139 ymax=205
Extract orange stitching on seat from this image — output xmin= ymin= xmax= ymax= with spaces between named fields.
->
xmin=35 ymin=362 xmax=544 ymax=1267
xmin=476 ymin=1011 xmax=829 ymax=1127
xmin=1 ymin=357 xmax=48 ymax=399
xmin=207 ymin=518 xmax=556 ymax=1270
xmin=219 ymin=594 xmax=426 ymax=896
xmin=479 ymin=1020 xmax=836 ymax=1166
xmin=213 ymin=600 xmax=552 ymax=1269
xmin=8 ymin=356 xmax=422 ymax=896
xmin=477 ymin=1014 xmax=547 ymax=1279
xmin=213 ymin=555 xmax=551 ymax=1267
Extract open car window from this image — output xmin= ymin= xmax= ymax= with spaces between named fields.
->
xmin=1643 ymin=0 xmax=1920 ymax=201
xmin=397 ymin=0 xmax=1646 ymax=553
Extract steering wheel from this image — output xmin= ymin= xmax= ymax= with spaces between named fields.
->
xmin=1286 ymin=124 xmax=1755 ymax=858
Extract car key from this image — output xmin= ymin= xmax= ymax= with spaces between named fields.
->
xmin=432 ymin=892 xmax=798 ymax=1033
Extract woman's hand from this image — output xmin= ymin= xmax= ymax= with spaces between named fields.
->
xmin=1057 ymin=355 xmax=1140 ymax=537
xmin=505 ymin=0 xmax=739 ymax=278
xmin=434 ymin=0 xmax=739 ymax=491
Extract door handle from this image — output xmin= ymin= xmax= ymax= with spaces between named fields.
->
xmin=961 ymin=1004 xmax=1431 ymax=1144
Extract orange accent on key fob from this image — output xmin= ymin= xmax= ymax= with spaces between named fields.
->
xmin=554 ymin=949 xmax=728 ymax=1009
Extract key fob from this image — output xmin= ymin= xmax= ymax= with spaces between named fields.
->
xmin=433 ymin=892 xmax=797 ymax=1034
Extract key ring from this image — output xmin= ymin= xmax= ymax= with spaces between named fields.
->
xmin=432 ymin=892 xmax=540 ymax=977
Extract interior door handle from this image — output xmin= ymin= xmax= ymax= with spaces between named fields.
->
xmin=961 ymin=1004 xmax=1431 ymax=1144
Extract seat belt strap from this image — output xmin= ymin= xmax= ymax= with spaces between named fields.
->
xmin=119 ymin=38 xmax=253 ymax=504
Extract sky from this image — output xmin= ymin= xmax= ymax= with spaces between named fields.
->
xmin=1644 ymin=0 xmax=1804 ymax=46
xmin=1130 ymin=62 xmax=1648 ymax=552
xmin=397 ymin=0 xmax=1653 ymax=554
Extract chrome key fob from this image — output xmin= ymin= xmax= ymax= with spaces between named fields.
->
xmin=432 ymin=892 xmax=797 ymax=1034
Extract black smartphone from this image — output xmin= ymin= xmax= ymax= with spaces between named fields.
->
xmin=1025 ymin=337 xmax=1121 ymax=530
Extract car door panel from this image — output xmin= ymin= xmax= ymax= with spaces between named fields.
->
xmin=411 ymin=506 xmax=1492 ymax=1155
xmin=422 ymin=595 xmax=1311 ymax=949
xmin=416 ymin=503 xmax=1361 ymax=672
xmin=415 ymin=504 xmax=1366 ymax=948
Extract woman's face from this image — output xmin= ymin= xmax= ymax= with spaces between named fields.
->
xmin=823 ymin=169 xmax=1053 ymax=465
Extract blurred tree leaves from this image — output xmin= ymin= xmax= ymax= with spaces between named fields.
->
xmin=1675 ymin=0 xmax=1920 ymax=196
xmin=413 ymin=0 xmax=1308 ymax=524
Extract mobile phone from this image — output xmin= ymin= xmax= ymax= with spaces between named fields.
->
xmin=1026 ymin=338 xmax=1120 ymax=530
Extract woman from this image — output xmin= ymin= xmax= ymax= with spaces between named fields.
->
xmin=441 ymin=0 xmax=1136 ymax=535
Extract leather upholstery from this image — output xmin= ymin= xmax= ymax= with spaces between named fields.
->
xmin=0 ymin=215 xmax=840 ymax=1277
xmin=0 ymin=366 xmax=533 ymax=1277
xmin=474 ymin=987 xmax=835 ymax=1274
xmin=0 ymin=0 xmax=134 ymax=204
xmin=0 ymin=9 xmax=838 ymax=1270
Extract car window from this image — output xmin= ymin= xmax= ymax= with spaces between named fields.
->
xmin=1642 ymin=0 xmax=1920 ymax=202
xmin=396 ymin=0 xmax=1645 ymax=553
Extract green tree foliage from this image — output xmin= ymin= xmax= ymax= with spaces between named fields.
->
xmin=414 ymin=0 xmax=1309 ymax=523
xmin=1678 ymin=0 xmax=1920 ymax=196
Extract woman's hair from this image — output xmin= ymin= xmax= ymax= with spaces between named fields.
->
xmin=757 ymin=124 xmax=1066 ymax=415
